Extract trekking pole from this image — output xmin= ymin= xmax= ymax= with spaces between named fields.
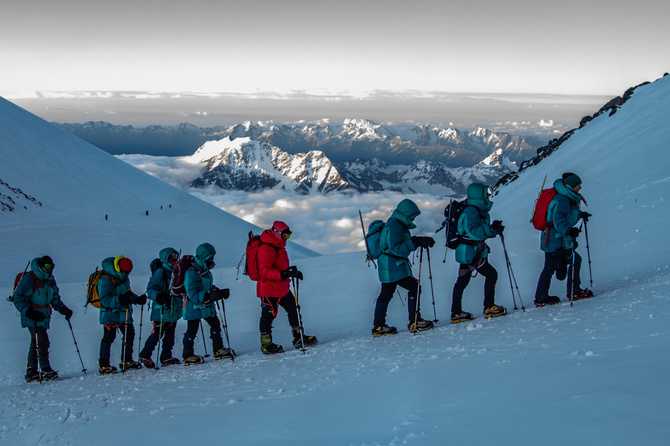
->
xmin=215 ymin=299 xmax=234 ymax=362
xmin=359 ymin=209 xmax=377 ymax=269
xmin=500 ymin=234 xmax=525 ymax=312
xmin=292 ymin=278 xmax=306 ymax=354
xmin=137 ymin=302 xmax=144 ymax=355
xmin=413 ymin=247 xmax=424 ymax=335
xmin=122 ymin=308 xmax=129 ymax=373
xmin=67 ymin=320 xmax=87 ymax=373
xmin=583 ymin=219 xmax=593 ymax=288
xmin=35 ymin=321 xmax=42 ymax=384
xmin=426 ymin=247 xmax=438 ymax=323
xmin=569 ymin=248 xmax=576 ymax=307
xmin=199 ymin=321 xmax=210 ymax=358
xmin=154 ymin=307 xmax=164 ymax=370
xmin=7 ymin=260 xmax=30 ymax=304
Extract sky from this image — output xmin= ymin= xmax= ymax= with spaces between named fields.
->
xmin=1 ymin=0 xmax=668 ymax=98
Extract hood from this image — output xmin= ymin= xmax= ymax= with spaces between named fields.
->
xmin=159 ymin=247 xmax=178 ymax=271
xmin=30 ymin=257 xmax=53 ymax=282
xmin=390 ymin=198 xmax=421 ymax=229
xmin=195 ymin=243 xmax=216 ymax=271
xmin=466 ymin=183 xmax=493 ymax=212
xmin=553 ymin=178 xmax=583 ymax=204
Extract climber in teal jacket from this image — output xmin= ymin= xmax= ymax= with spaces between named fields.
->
xmin=372 ymin=199 xmax=435 ymax=337
xmin=138 ymin=247 xmax=183 ymax=368
xmin=97 ymin=255 xmax=146 ymax=374
xmin=13 ymin=255 xmax=72 ymax=382
xmin=450 ymin=183 xmax=507 ymax=323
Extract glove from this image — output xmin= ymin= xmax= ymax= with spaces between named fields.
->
xmin=295 ymin=271 xmax=304 ymax=281
xmin=491 ymin=220 xmax=505 ymax=234
xmin=59 ymin=306 xmax=73 ymax=321
xmin=412 ymin=236 xmax=435 ymax=248
xmin=155 ymin=292 xmax=171 ymax=307
xmin=207 ymin=288 xmax=229 ymax=302
xmin=567 ymin=227 xmax=581 ymax=238
xmin=581 ymin=212 xmax=592 ymax=222
xmin=26 ymin=307 xmax=46 ymax=322
xmin=134 ymin=293 xmax=148 ymax=305
xmin=118 ymin=291 xmax=134 ymax=306
xmin=280 ymin=266 xmax=299 ymax=280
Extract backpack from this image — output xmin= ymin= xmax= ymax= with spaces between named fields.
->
xmin=365 ymin=220 xmax=386 ymax=260
xmin=531 ymin=188 xmax=557 ymax=231
xmin=85 ymin=268 xmax=115 ymax=309
xmin=171 ymin=255 xmax=195 ymax=297
xmin=150 ymin=258 xmax=163 ymax=275
xmin=244 ymin=231 xmax=275 ymax=282
xmin=441 ymin=199 xmax=468 ymax=249
xmin=8 ymin=269 xmax=37 ymax=303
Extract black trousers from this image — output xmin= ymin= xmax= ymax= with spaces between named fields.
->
xmin=374 ymin=276 xmax=419 ymax=325
xmin=182 ymin=317 xmax=223 ymax=356
xmin=27 ymin=326 xmax=51 ymax=370
xmin=140 ymin=321 xmax=177 ymax=362
xmin=100 ymin=323 xmax=135 ymax=367
xmin=259 ymin=292 xmax=299 ymax=334
xmin=451 ymin=261 xmax=498 ymax=314
xmin=535 ymin=249 xmax=582 ymax=298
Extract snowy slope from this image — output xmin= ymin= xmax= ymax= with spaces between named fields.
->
xmin=0 ymin=75 xmax=669 ymax=446
xmin=0 ymin=97 xmax=317 ymax=283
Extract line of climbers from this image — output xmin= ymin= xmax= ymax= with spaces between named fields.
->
xmin=10 ymin=172 xmax=593 ymax=382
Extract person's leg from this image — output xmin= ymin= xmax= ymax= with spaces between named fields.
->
xmin=182 ymin=319 xmax=200 ymax=358
xmin=204 ymin=315 xmax=223 ymax=352
xmin=373 ymin=282 xmax=397 ymax=326
xmin=451 ymin=265 xmax=472 ymax=314
xmin=99 ymin=325 xmax=118 ymax=367
xmin=535 ymin=252 xmax=559 ymax=299
xmin=478 ymin=262 xmax=498 ymax=309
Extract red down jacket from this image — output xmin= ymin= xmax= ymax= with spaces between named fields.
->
xmin=257 ymin=222 xmax=291 ymax=298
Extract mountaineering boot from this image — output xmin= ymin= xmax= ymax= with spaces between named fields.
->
xmin=99 ymin=365 xmax=118 ymax=375
xmin=408 ymin=312 xmax=434 ymax=332
xmin=261 ymin=343 xmax=284 ymax=354
xmin=138 ymin=355 xmax=156 ymax=369
xmin=40 ymin=367 xmax=59 ymax=381
xmin=450 ymin=311 xmax=474 ymax=324
xmin=160 ymin=357 xmax=181 ymax=367
xmin=183 ymin=355 xmax=205 ymax=366
xmin=260 ymin=331 xmax=284 ymax=354
xmin=568 ymin=289 xmax=594 ymax=301
xmin=484 ymin=305 xmax=508 ymax=318
xmin=534 ymin=295 xmax=560 ymax=307
xmin=291 ymin=326 xmax=318 ymax=349
xmin=119 ymin=360 xmax=142 ymax=372
xmin=25 ymin=367 xmax=41 ymax=383
xmin=214 ymin=348 xmax=236 ymax=360
xmin=371 ymin=324 xmax=398 ymax=337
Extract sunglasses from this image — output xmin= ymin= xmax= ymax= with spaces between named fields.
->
xmin=42 ymin=263 xmax=54 ymax=271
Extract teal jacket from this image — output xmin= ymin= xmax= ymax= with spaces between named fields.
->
xmin=13 ymin=258 xmax=67 ymax=329
xmin=183 ymin=243 xmax=216 ymax=321
xmin=377 ymin=199 xmax=420 ymax=283
xmin=541 ymin=178 xmax=583 ymax=253
xmin=146 ymin=247 xmax=183 ymax=323
xmin=456 ymin=183 xmax=499 ymax=265
xmin=98 ymin=257 xmax=134 ymax=325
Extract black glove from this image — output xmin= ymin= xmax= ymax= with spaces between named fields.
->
xmin=59 ymin=306 xmax=73 ymax=321
xmin=207 ymin=288 xmax=229 ymax=302
xmin=26 ymin=307 xmax=46 ymax=322
xmin=581 ymin=212 xmax=592 ymax=222
xmin=295 ymin=271 xmax=304 ymax=281
xmin=134 ymin=293 xmax=147 ymax=305
xmin=567 ymin=227 xmax=581 ymax=238
xmin=491 ymin=220 xmax=505 ymax=234
xmin=280 ymin=266 xmax=299 ymax=280
xmin=155 ymin=292 xmax=171 ymax=307
xmin=118 ymin=291 xmax=134 ymax=306
xmin=412 ymin=236 xmax=435 ymax=248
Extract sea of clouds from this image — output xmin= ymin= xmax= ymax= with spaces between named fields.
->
xmin=120 ymin=154 xmax=452 ymax=255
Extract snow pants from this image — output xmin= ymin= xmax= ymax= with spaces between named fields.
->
xmin=535 ymin=249 xmax=583 ymax=298
xmin=182 ymin=317 xmax=223 ymax=357
xmin=140 ymin=321 xmax=177 ymax=362
xmin=374 ymin=276 xmax=419 ymax=325
xmin=451 ymin=261 xmax=498 ymax=314
xmin=27 ymin=326 xmax=51 ymax=371
xmin=100 ymin=323 xmax=135 ymax=367
xmin=259 ymin=291 xmax=299 ymax=335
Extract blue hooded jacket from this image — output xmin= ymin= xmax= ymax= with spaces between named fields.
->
xmin=13 ymin=258 xmax=67 ymax=329
xmin=455 ymin=183 xmax=499 ymax=265
xmin=377 ymin=199 xmax=421 ymax=283
xmin=183 ymin=243 xmax=216 ymax=321
xmin=146 ymin=247 xmax=183 ymax=322
xmin=541 ymin=178 xmax=583 ymax=253
xmin=97 ymin=256 xmax=134 ymax=325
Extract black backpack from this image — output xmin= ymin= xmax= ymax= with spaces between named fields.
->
xmin=437 ymin=199 xmax=469 ymax=249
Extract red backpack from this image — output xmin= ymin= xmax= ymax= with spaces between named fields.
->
xmin=244 ymin=231 xmax=263 ymax=281
xmin=531 ymin=188 xmax=557 ymax=231
xmin=170 ymin=255 xmax=195 ymax=298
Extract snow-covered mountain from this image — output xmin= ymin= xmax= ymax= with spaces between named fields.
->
xmin=0 ymin=97 xmax=317 ymax=281
xmin=1 ymin=74 xmax=670 ymax=445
